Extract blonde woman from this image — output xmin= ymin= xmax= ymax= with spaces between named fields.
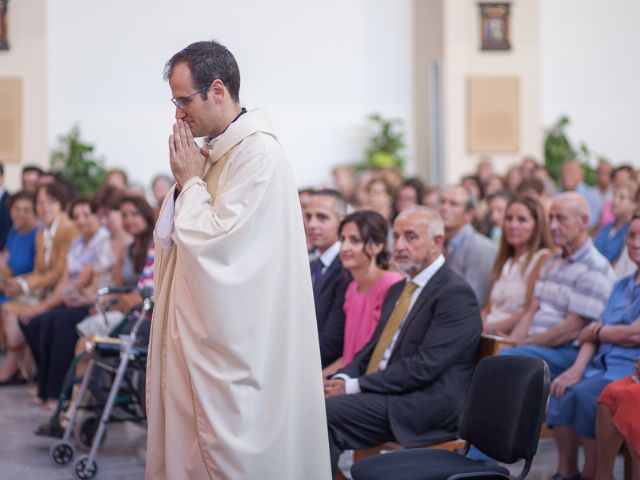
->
xmin=482 ymin=195 xmax=553 ymax=335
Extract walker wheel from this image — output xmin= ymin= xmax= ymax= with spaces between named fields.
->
xmin=75 ymin=413 xmax=106 ymax=450
xmin=72 ymin=455 xmax=98 ymax=480
xmin=49 ymin=440 xmax=75 ymax=466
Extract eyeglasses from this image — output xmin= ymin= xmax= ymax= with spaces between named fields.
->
xmin=171 ymin=86 xmax=208 ymax=110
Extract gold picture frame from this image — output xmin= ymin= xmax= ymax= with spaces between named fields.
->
xmin=0 ymin=0 xmax=9 ymax=51
xmin=479 ymin=3 xmax=511 ymax=51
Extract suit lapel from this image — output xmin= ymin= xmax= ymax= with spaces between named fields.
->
xmin=316 ymin=257 xmax=341 ymax=294
xmin=390 ymin=265 xmax=449 ymax=355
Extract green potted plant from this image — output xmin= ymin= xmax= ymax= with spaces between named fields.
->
xmin=50 ymin=126 xmax=108 ymax=195
xmin=364 ymin=113 xmax=406 ymax=171
xmin=544 ymin=116 xmax=603 ymax=186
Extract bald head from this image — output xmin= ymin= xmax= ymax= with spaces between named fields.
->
xmin=554 ymin=191 xmax=589 ymax=218
xmin=549 ymin=192 xmax=590 ymax=254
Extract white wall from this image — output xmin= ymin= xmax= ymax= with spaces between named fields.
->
xmin=442 ymin=0 xmax=542 ymax=183
xmin=0 ymin=0 xmax=47 ymax=190
xmin=46 ymin=0 xmax=414 ymax=189
xmin=541 ymin=0 xmax=640 ymax=166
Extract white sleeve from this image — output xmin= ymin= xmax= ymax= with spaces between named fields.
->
xmin=332 ymin=374 xmax=361 ymax=395
xmin=156 ymin=193 xmax=176 ymax=252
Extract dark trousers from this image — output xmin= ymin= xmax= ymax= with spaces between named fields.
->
xmin=21 ymin=305 xmax=90 ymax=401
xmin=326 ymin=393 xmax=394 ymax=475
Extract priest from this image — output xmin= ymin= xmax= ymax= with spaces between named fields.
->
xmin=146 ymin=40 xmax=331 ymax=480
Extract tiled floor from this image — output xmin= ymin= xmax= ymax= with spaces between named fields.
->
xmin=0 ymin=355 xmax=625 ymax=480
xmin=0 ymin=382 xmax=146 ymax=480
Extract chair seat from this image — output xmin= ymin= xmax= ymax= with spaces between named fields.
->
xmin=351 ymin=448 xmax=510 ymax=480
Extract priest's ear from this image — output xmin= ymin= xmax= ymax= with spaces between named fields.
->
xmin=209 ymin=79 xmax=226 ymax=101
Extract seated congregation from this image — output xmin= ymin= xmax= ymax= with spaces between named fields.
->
xmin=0 ymin=165 xmax=160 ymax=430
xmin=1 ymin=154 xmax=639 ymax=479
xmin=303 ymin=157 xmax=640 ymax=479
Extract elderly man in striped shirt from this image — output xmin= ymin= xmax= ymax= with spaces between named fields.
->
xmin=503 ymin=192 xmax=616 ymax=379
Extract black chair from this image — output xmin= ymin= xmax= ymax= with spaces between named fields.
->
xmin=351 ymin=355 xmax=550 ymax=480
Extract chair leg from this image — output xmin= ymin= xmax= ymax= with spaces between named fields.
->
xmin=624 ymin=445 xmax=632 ymax=480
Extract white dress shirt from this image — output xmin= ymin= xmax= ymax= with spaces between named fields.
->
xmin=318 ymin=241 xmax=341 ymax=272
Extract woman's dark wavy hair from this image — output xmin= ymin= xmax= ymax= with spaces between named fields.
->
xmin=120 ymin=195 xmax=155 ymax=274
xmin=338 ymin=210 xmax=391 ymax=269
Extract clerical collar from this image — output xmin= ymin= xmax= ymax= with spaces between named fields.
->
xmin=221 ymin=107 xmax=248 ymax=136
xmin=230 ymin=107 xmax=247 ymax=125
xmin=206 ymin=107 xmax=247 ymax=146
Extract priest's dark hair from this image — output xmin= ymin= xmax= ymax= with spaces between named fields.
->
xmin=338 ymin=210 xmax=391 ymax=269
xmin=164 ymin=40 xmax=241 ymax=103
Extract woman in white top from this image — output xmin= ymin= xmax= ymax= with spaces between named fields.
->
xmin=482 ymin=195 xmax=553 ymax=335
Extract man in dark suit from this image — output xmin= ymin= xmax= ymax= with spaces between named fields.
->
xmin=304 ymin=189 xmax=351 ymax=368
xmin=0 ymin=162 xmax=12 ymax=251
xmin=324 ymin=206 xmax=482 ymax=475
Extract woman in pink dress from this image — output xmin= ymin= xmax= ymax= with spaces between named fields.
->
xmin=322 ymin=210 xmax=403 ymax=377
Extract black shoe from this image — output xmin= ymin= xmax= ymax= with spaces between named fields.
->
xmin=550 ymin=474 xmax=584 ymax=480
xmin=0 ymin=372 xmax=27 ymax=386
xmin=34 ymin=420 xmax=64 ymax=438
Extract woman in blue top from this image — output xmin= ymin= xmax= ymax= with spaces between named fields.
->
xmin=0 ymin=191 xmax=38 ymax=303
xmin=594 ymin=180 xmax=637 ymax=263
xmin=546 ymin=211 xmax=640 ymax=480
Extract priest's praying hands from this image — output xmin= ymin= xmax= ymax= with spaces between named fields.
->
xmin=168 ymin=119 xmax=208 ymax=190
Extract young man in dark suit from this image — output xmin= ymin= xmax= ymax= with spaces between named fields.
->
xmin=324 ymin=206 xmax=482 ymax=475
xmin=304 ymin=189 xmax=351 ymax=368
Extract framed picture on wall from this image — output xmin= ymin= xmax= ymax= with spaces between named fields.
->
xmin=467 ymin=76 xmax=519 ymax=153
xmin=0 ymin=0 xmax=9 ymax=50
xmin=479 ymin=3 xmax=511 ymax=51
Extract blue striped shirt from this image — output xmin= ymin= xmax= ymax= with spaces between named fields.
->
xmin=530 ymin=239 xmax=615 ymax=335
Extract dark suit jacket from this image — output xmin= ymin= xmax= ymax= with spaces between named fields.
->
xmin=338 ymin=263 xmax=482 ymax=447
xmin=0 ymin=190 xmax=12 ymax=251
xmin=313 ymin=256 xmax=351 ymax=368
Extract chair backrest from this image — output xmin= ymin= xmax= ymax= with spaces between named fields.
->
xmin=459 ymin=355 xmax=550 ymax=464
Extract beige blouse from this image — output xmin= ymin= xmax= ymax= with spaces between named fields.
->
xmin=486 ymin=249 xmax=548 ymax=324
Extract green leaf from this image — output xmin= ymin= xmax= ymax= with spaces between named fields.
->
xmin=365 ymin=112 xmax=406 ymax=171
xmin=49 ymin=125 xmax=108 ymax=196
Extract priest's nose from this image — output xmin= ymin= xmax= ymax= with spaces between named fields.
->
xmin=175 ymin=107 xmax=187 ymax=120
